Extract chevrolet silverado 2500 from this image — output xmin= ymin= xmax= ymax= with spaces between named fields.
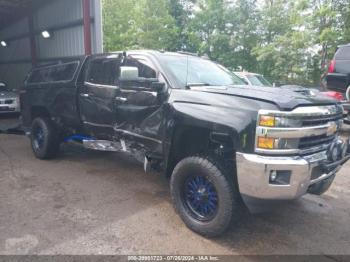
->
xmin=21 ymin=51 xmax=350 ymax=237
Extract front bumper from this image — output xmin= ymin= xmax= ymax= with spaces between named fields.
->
xmin=0 ymin=103 xmax=20 ymax=113
xmin=236 ymin=151 xmax=349 ymax=200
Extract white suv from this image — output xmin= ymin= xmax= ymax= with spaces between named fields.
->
xmin=0 ymin=82 xmax=20 ymax=113
xmin=234 ymin=71 xmax=273 ymax=87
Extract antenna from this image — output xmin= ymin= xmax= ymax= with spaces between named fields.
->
xmin=185 ymin=55 xmax=189 ymax=89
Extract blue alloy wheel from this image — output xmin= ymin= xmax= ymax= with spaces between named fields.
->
xmin=33 ymin=126 xmax=45 ymax=150
xmin=183 ymin=175 xmax=218 ymax=221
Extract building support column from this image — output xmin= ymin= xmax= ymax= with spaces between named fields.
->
xmin=82 ymin=0 xmax=92 ymax=55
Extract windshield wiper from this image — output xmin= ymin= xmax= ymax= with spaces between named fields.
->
xmin=185 ymin=82 xmax=212 ymax=89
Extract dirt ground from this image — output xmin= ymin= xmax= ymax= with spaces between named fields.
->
xmin=0 ymin=115 xmax=350 ymax=256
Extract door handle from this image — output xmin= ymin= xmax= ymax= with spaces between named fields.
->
xmin=115 ymin=97 xmax=128 ymax=102
xmin=80 ymin=93 xmax=90 ymax=98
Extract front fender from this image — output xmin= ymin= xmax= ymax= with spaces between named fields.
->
xmin=166 ymin=102 xmax=257 ymax=153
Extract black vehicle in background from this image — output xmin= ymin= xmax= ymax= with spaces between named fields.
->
xmin=21 ymin=51 xmax=350 ymax=237
xmin=326 ymin=44 xmax=350 ymax=123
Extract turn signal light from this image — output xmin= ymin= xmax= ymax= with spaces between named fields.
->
xmin=257 ymin=137 xmax=275 ymax=149
xmin=259 ymin=115 xmax=275 ymax=127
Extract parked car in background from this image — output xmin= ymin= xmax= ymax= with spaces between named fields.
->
xmin=326 ymin=44 xmax=350 ymax=124
xmin=234 ymin=71 xmax=273 ymax=87
xmin=326 ymin=43 xmax=350 ymax=95
xmin=0 ymin=81 xmax=20 ymax=114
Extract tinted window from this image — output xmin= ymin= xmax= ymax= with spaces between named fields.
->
xmin=335 ymin=46 xmax=350 ymax=60
xmin=87 ymin=58 xmax=120 ymax=85
xmin=125 ymin=58 xmax=157 ymax=79
xmin=27 ymin=62 xmax=79 ymax=83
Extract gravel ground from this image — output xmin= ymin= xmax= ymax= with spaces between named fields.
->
xmin=0 ymin=116 xmax=350 ymax=256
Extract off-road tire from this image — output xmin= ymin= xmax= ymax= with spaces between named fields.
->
xmin=30 ymin=117 xmax=60 ymax=159
xmin=170 ymin=156 xmax=241 ymax=237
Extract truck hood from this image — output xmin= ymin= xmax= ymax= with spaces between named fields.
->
xmin=189 ymin=85 xmax=336 ymax=110
xmin=0 ymin=91 xmax=17 ymax=99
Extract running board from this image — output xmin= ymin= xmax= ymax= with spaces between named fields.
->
xmin=83 ymin=140 xmax=126 ymax=152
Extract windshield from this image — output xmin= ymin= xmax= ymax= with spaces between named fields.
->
xmin=247 ymin=75 xmax=272 ymax=87
xmin=159 ymin=55 xmax=246 ymax=88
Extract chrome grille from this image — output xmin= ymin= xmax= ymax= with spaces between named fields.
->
xmin=301 ymin=113 xmax=343 ymax=127
xmin=299 ymin=134 xmax=336 ymax=150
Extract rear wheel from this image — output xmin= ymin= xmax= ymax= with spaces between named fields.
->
xmin=31 ymin=117 xmax=60 ymax=159
xmin=170 ymin=156 xmax=241 ymax=237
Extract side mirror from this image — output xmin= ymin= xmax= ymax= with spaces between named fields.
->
xmin=119 ymin=66 xmax=139 ymax=81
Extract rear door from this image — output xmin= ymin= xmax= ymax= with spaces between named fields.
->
xmin=78 ymin=55 xmax=122 ymax=137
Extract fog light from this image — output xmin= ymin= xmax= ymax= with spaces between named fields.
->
xmin=270 ymin=170 xmax=277 ymax=182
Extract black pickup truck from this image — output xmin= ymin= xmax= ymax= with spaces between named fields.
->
xmin=21 ymin=51 xmax=350 ymax=237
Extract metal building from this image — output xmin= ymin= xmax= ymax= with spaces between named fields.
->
xmin=0 ymin=0 xmax=103 ymax=90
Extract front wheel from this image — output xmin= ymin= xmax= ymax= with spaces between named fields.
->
xmin=30 ymin=117 xmax=60 ymax=159
xmin=170 ymin=156 xmax=241 ymax=237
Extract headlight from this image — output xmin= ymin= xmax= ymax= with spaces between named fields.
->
xmin=257 ymin=112 xmax=300 ymax=150
xmin=259 ymin=114 xmax=300 ymax=128
xmin=259 ymin=115 xmax=275 ymax=127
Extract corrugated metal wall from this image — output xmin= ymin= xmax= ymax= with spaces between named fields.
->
xmin=0 ymin=16 xmax=32 ymax=89
xmin=0 ymin=0 xmax=103 ymax=89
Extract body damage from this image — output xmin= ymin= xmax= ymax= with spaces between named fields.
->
xmin=21 ymin=51 xmax=341 ymax=172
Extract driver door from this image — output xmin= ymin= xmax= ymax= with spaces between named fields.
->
xmin=114 ymin=56 xmax=167 ymax=150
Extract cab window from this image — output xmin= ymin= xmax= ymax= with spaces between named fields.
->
xmin=86 ymin=58 xmax=121 ymax=85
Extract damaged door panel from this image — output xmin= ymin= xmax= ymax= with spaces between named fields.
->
xmin=113 ymin=55 xmax=168 ymax=154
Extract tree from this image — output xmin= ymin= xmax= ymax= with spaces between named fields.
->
xmin=102 ymin=0 xmax=350 ymax=86
xmin=133 ymin=0 xmax=180 ymax=50
xmin=103 ymin=0 xmax=138 ymax=51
